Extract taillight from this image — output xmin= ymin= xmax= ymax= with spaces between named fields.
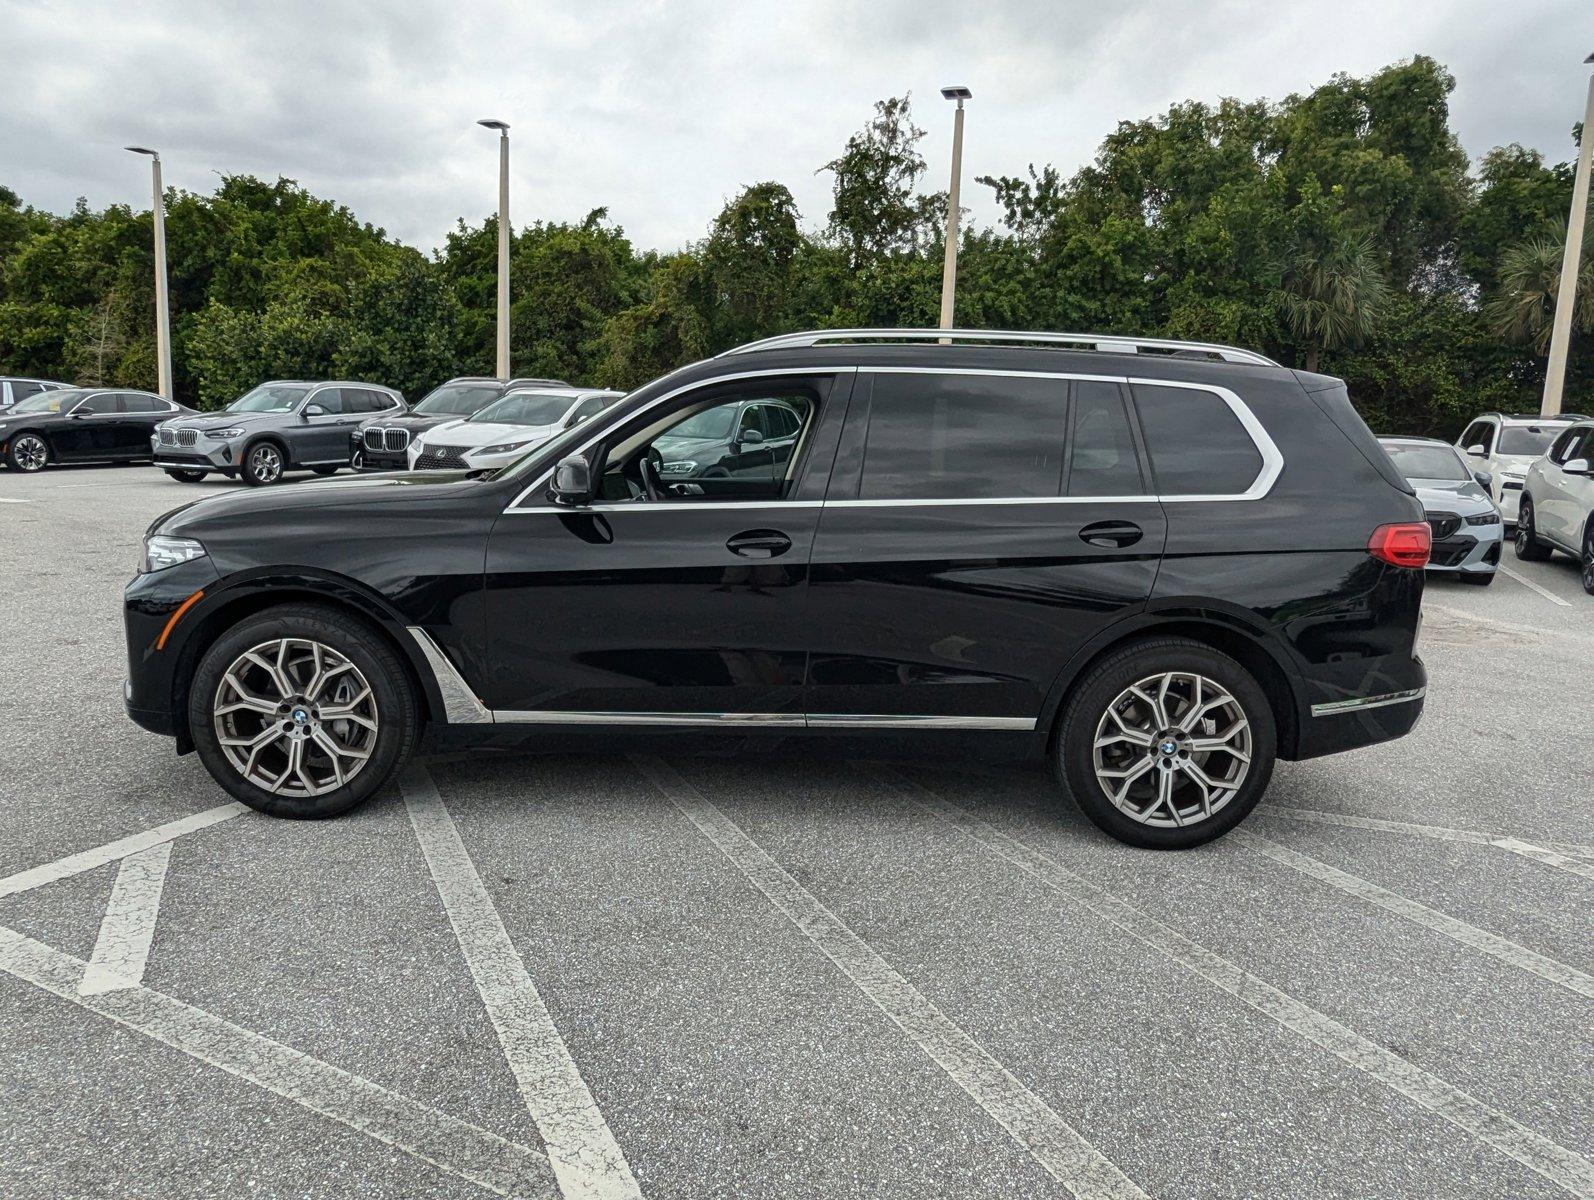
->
xmin=1368 ymin=522 xmax=1431 ymax=568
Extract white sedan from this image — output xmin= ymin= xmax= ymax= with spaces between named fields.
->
xmin=408 ymin=387 xmax=624 ymax=471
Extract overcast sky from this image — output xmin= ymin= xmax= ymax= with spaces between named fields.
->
xmin=1 ymin=0 xmax=1587 ymax=255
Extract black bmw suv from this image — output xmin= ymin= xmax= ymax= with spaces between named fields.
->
xmin=123 ymin=329 xmax=1429 ymax=849
xmin=352 ymin=375 xmax=569 ymax=471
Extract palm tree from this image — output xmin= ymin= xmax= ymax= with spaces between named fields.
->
xmin=1485 ymin=230 xmax=1594 ymax=353
xmin=1275 ymin=233 xmax=1391 ymax=373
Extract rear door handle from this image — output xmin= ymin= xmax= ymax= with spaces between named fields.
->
xmin=1079 ymin=520 xmax=1143 ymax=549
xmin=726 ymin=529 xmax=792 ymax=559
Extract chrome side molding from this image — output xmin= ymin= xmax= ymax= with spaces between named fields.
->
xmin=1310 ymin=688 xmax=1426 ymax=718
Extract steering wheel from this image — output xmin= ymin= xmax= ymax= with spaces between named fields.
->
xmin=621 ymin=445 xmax=665 ymax=501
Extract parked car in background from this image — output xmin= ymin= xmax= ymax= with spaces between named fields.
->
xmin=650 ymin=393 xmax=809 ymax=484
xmin=0 ymin=387 xmax=192 ymax=472
xmin=1379 ymin=437 xmax=1501 ymax=585
xmin=353 ymin=376 xmax=569 ymax=471
xmin=408 ymin=387 xmax=624 ymax=471
xmin=1455 ymin=412 xmax=1586 ymax=525
xmin=1516 ymin=418 xmax=1594 ymax=593
xmin=0 ymin=376 xmax=72 ymax=412
xmin=124 ymin=328 xmax=1430 ymax=851
xmin=153 ymin=381 xmax=404 ymax=485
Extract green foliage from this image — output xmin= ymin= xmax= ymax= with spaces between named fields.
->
xmin=2 ymin=56 xmax=1591 ymax=432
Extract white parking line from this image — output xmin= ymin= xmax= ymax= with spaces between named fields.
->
xmin=1260 ymin=805 xmax=1594 ymax=860
xmin=1235 ymin=833 xmax=1594 ymax=999
xmin=79 ymin=842 xmax=171 ymax=996
xmin=633 ymin=755 xmax=1148 ymax=1200
xmin=401 ymin=767 xmax=643 ymax=1200
xmin=0 ymin=923 xmax=559 ymax=1198
xmin=0 ymin=496 xmax=30 ymax=503
xmin=0 ymin=803 xmax=247 ymax=899
xmin=876 ymin=772 xmax=1594 ymax=1198
xmin=1498 ymin=563 xmax=1573 ymax=607
xmin=1492 ymin=838 xmax=1594 ymax=883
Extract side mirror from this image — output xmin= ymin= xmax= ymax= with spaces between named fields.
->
xmin=1564 ymin=457 xmax=1592 ymax=476
xmin=303 ymin=403 xmax=328 ymax=418
xmin=1472 ymin=470 xmax=1493 ymax=490
xmin=1464 ymin=444 xmax=1486 ymax=457
xmin=737 ymin=428 xmax=765 ymax=446
xmin=552 ymin=454 xmax=592 ymax=504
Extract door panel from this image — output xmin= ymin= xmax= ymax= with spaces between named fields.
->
xmin=297 ymin=389 xmax=358 ymax=462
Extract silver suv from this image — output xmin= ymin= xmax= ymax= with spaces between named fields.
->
xmin=153 ymin=380 xmax=405 ymax=485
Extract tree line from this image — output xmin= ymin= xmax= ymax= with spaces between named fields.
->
xmin=1 ymin=55 xmax=1589 ymax=435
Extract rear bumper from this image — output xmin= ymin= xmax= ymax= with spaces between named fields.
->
xmin=1291 ymin=663 xmax=1426 ymax=760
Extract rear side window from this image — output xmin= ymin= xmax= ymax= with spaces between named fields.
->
xmin=859 ymin=373 xmax=1066 ymax=500
xmin=1132 ymin=385 xmax=1263 ymax=496
xmin=1066 ymin=382 xmax=1144 ymax=497
xmin=80 ymin=393 xmax=125 ymax=414
xmin=123 ymin=394 xmax=165 ymax=413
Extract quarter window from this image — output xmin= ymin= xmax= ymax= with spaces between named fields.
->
xmin=859 ymin=373 xmax=1067 ymax=501
xmin=1132 ymin=385 xmax=1263 ymax=496
xmin=1066 ymin=381 xmax=1144 ymax=497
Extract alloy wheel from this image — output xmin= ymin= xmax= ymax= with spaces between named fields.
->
xmin=213 ymin=638 xmax=379 ymax=798
xmin=250 ymin=444 xmax=283 ymax=483
xmin=1516 ymin=510 xmax=1532 ymax=555
xmin=12 ymin=434 xmax=47 ymax=472
xmin=1092 ymin=671 xmax=1252 ymax=828
xmin=1584 ymin=529 xmax=1594 ymax=595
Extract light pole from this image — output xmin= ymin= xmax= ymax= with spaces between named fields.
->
xmin=938 ymin=86 xmax=972 ymax=331
xmin=478 ymin=119 xmax=511 ymax=378
xmin=1540 ymin=52 xmax=1594 ymax=419
xmin=125 ymin=146 xmax=173 ymax=399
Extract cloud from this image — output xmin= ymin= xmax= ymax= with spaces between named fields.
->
xmin=0 ymin=0 xmax=1584 ymax=254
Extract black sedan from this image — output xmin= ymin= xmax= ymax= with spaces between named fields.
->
xmin=0 ymin=387 xmax=194 ymax=472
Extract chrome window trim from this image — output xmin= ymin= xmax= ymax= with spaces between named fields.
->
xmin=1310 ymin=687 xmax=1425 ymax=718
xmin=506 ymin=365 xmax=1283 ymax=512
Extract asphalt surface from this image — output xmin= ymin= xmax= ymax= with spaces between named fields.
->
xmin=0 ymin=464 xmax=1589 ymax=1200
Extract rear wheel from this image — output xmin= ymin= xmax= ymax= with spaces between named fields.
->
xmin=188 ymin=604 xmax=419 ymax=818
xmin=1514 ymin=499 xmax=1553 ymax=561
xmin=1054 ymin=638 xmax=1276 ymax=849
xmin=164 ymin=468 xmax=206 ymax=483
xmin=7 ymin=433 xmax=49 ymax=472
xmin=241 ymin=441 xmax=285 ymax=486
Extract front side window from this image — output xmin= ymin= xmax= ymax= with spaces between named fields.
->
xmin=858 ymin=373 xmax=1067 ymax=501
xmin=1133 ymin=384 xmax=1263 ymax=496
xmin=1461 ymin=422 xmax=1493 ymax=454
xmin=305 ymin=389 xmax=346 ymax=415
xmin=1552 ymin=428 xmax=1589 ymax=466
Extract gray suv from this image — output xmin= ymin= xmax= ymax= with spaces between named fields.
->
xmin=153 ymin=381 xmax=405 ymax=486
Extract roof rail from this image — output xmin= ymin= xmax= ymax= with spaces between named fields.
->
xmin=719 ymin=327 xmax=1281 ymax=367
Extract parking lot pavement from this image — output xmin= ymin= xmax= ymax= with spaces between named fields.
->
xmin=1 ymin=465 xmax=1590 ymax=1200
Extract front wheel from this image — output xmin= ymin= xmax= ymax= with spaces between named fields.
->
xmin=1054 ymin=638 xmax=1276 ymax=849
xmin=1514 ymin=499 xmax=1554 ymax=561
xmin=241 ymin=441 xmax=286 ymax=486
xmin=1582 ymin=526 xmax=1594 ymax=596
xmin=7 ymin=433 xmax=49 ymax=473
xmin=311 ymin=465 xmax=339 ymax=476
xmin=188 ymin=604 xmax=419 ymax=818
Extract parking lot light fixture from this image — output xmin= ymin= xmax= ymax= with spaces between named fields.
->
xmin=125 ymin=146 xmax=173 ymax=400
xmin=938 ymin=87 xmax=972 ymax=332
xmin=1540 ymin=52 xmax=1594 ymax=419
xmin=478 ymin=119 xmax=511 ymax=379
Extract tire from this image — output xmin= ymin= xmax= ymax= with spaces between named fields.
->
xmin=1582 ymin=525 xmax=1594 ymax=596
xmin=241 ymin=441 xmax=286 ymax=486
xmin=1458 ymin=571 xmax=1495 ymax=586
xmin=6 ymin=433 xmax=50 ymax=473
xmin=1053 ymin=637 xmax=1277 ymax=850
xmin=1514 ymin=498 xmax=1554 ymax=561
xmin=311 ymin=465 xmax=339 ymax=476
xmin=188 ymin=604 xmax=419 ymax=818
xmin=164 ymin=469 xmax=207 ymax=483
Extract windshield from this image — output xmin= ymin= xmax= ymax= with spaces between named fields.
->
xmin=8 ymin=388 xmax=84 ymax=414
xmin=1384 ymin=443 xmax=1469 ymax=483
xmin=1498 ymin=425 xmax=1563 ymax=456
xmin=663 ymin=406 xmax=735 ymax=440
xmin=415 ymin=383 xmax=502 ymax=416
xmin=470 ymin=392 xmax=573 ymax=427
xmin=228 ymin=384 xmax=309 ymax=413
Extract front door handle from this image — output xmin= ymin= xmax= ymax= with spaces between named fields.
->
xmin=1079 ymin=520 xmax=1143 ymax=549
xmin=726 ymin=529 xmax=792 ymax=559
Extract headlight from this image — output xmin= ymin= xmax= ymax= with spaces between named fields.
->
xmin=205 ymin=428 xmax=244 ymax=439
xmin=143 ymin=535 xmax=207 ymax=573
xmin=475 ymin=439 xmax=536 ymax=456
xmin=659 ymin=460 xmax=697 ymax=475
xmin=1465 ymin=512 xmax=1501 ymax=526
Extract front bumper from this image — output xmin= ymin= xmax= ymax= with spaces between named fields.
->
xmin=1427 ymin=526 xmax=1503 ymax=575
xmin=152 ymin=436 xmax=240 ymax=472
xmin=124 ymin=555 xmax=223 ymax=740
xmin=355 ymin=449 xmax=409 ymax=472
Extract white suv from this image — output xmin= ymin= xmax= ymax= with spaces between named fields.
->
xmin=1456 ymin=413 xmax=1585 ymax=525
xmin=1516 ymin=420 xmax=1594 ymax=593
